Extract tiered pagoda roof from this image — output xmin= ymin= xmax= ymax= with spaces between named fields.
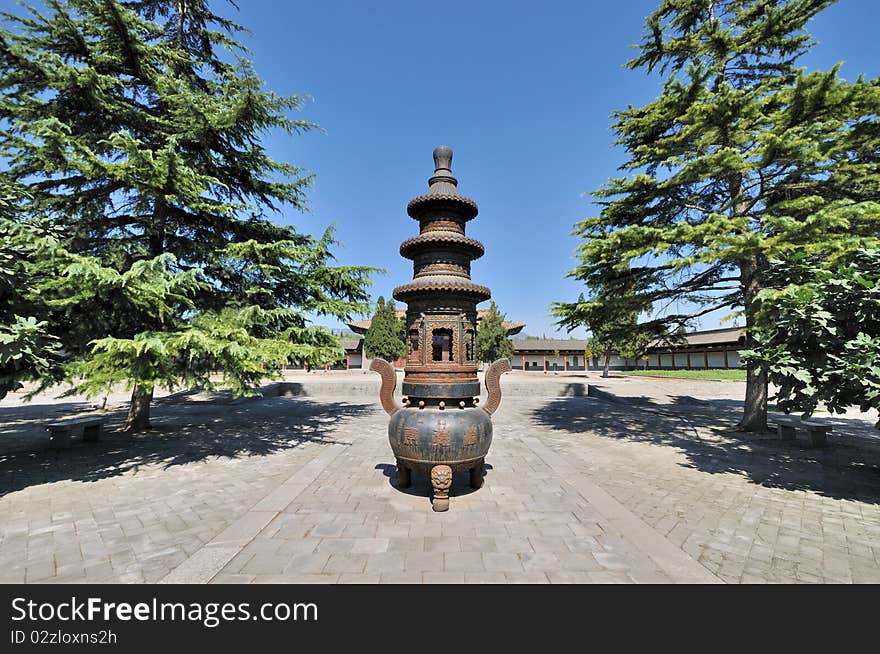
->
xmin=391 ymin=145 xmax=491 ymax=304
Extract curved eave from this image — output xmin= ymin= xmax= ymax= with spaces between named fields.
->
xmin=399 ymin=232 xmax=485 ymax=260
xmin=392 ymin=278 xmax=491 ymax=303
xmin=503 ymin=322 xmax=526 ymax=336
xmin=350 ymin=317 xmax=525 ymax=335
xmin=346 ymin=320 xmax=370 ymax=335
xmin=406 ymin=194 xmax=478 ymax=220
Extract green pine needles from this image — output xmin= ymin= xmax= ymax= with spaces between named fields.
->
xmin=0 ymin=180 xmax=65 ymax=399
xmin=554 ymin=0 xmax=879 ymax=431
xmin=0 ymin=1 xmax=376 ymax=429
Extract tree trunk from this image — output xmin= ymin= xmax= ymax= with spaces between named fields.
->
xmin=738 ymin=255 xmax=769 ymax=432
xmin=126 ymin=383 xmax=153 ymax=432
xmin=602 ymin=354 xmax=610 ymax=378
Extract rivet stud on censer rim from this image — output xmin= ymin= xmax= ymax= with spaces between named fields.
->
xmin=370 ymin=146 xmax=510 ymax=511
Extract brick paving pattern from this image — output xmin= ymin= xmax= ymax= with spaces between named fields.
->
xmin=1 ymin=373 xmax=878 ymax=583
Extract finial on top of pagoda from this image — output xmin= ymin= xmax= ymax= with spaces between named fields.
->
xmin=428 ymin=145 xmax=458 ymax=194
xmin=407 ymin=145 xmax=478 ymax=220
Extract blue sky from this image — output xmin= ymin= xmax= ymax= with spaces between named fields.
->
xmin=227 ymin=0 xmax=879 ymax=338
xmin=5 ymin=0 xmax=879 ymax=337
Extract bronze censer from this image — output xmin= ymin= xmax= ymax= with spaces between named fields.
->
xmin=371 ymin=146 xmax=510 ymax=512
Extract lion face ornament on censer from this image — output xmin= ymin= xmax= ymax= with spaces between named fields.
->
xmin=370 ymin=146 xmax=510 ymax=512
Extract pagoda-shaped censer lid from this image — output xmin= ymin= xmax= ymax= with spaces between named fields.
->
xmin=391 ymin=146 xmax=492 ymax=401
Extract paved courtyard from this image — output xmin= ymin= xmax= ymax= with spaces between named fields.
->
xmin=1 ymin=372 xmax=879 ymax=583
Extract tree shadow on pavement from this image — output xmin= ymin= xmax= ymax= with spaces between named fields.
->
xmin=0 ymin=395 xmax=374 ymax=497
xmin=531 ymin=395 xmax=880 ymax=504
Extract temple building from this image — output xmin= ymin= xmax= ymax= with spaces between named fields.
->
xmin=509 ymin=327 xmax=745 ymax=372
xmin=334 ymin=317 xmax=744 ymax=372
xmin=344 ymin=308 xmax=524 ymax=369
xmin=347 ymin=308 xmax=524 ymax=338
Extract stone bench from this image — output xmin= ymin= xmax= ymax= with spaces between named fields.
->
xmin=46 ymin=416 xmax=105 ymax=449
xmin=771 ymin=417 xmax=832 ymax=447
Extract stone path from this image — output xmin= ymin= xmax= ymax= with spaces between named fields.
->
xmin=534 ymin=396 xmax=880 ymax=583
xmin=0 ymin=395 xmax=369 ymax=583
xmin=2 ymin=373 xmax=879 ymax=583
xmin=181 ymin=405 xmax=715 ymax=584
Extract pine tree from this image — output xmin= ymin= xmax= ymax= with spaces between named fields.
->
xmin=476 ymin=301 xmax=513 ymax=364
xmin=587 ymin=333 xmax=612 ymax=378
xmin=363 ymin=297 xmax=406 ymax=362
xmin=555 ymin=0 xmax=879 ymax=431
xmin=0 ymin=179 xmax=64 ymax=398
xmin=0 ymin=1 xmax=375 ymax=429
xmin=556 ymin=264 xmax=657 ymax=376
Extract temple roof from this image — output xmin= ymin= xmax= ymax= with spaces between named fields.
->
xmin=512 ymin=339 xmax=589 ymax=352
xmin=508 ymin=328 xmax=745 ymax=353
xmin=340 ymin=336 xmax=362 ymax=351
xmin=669 ymin=327 xmax=744 ymax=346
xmin=341 ymin=327 xmax=744 ymax=353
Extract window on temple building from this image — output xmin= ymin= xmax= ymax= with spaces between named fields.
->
xmin=432 ymin=329 xmax=452 ymax=362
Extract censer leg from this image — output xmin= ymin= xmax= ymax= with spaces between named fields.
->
xmin=469 ymin=459 xmax=484 ymax=489
xmin=430 ymin=464 xmax=453 ymax=512
xmin=396 ymin=460 xmax=411 ymax=489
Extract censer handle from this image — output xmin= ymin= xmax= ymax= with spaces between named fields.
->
xmin=483 ymin=358 xmax=512 ymax=415
xmin=370 ymin=359 xmax=402 ymax=416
